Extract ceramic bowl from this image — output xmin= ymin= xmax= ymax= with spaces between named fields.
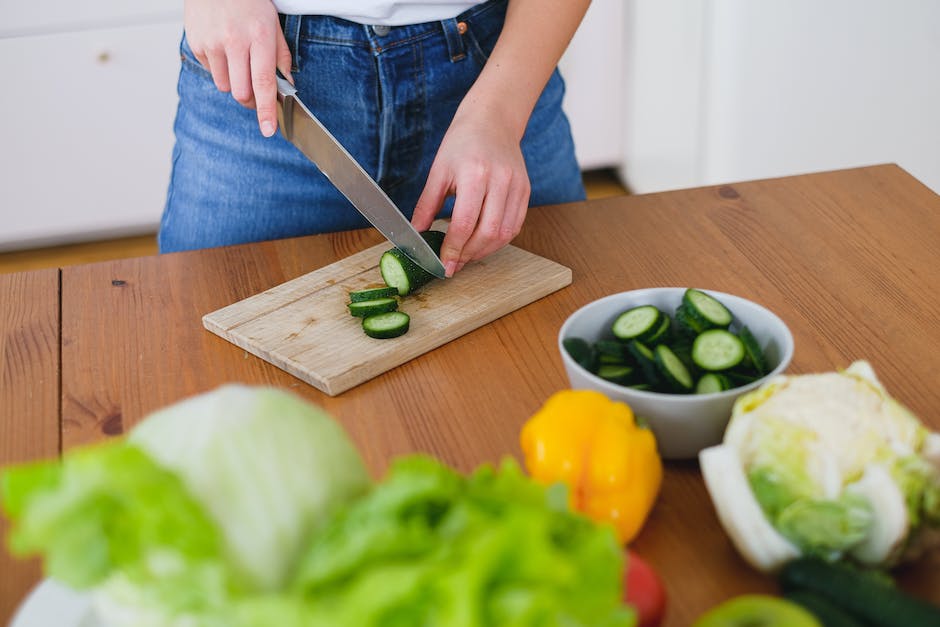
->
xmin=558 ymin=287 xmax=794 ymax=459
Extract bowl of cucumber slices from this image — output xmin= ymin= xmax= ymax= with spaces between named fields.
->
xmin=558 ymin=287 xmax=794 ymax=459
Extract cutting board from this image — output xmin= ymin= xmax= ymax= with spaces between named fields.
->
xmin=203 ymin=232 xmax=572 ymax=395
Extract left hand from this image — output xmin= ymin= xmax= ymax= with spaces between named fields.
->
xmin=410 ymin=108 xmax=530 ymax=278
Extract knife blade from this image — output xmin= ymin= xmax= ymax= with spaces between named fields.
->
xmin=275 ymin=76 xmax=446 ymax=279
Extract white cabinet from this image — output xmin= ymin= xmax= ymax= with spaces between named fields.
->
xmin=0 ymin=3 xmax=183 ymax=251
xmin=619 ymin=0 xmax=940 ymax=195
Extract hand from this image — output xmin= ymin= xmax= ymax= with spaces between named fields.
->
xmin=184 ymin=0 xmax=293 ymax=137
xmin=411 ymin=109 xmax=530 ymax=277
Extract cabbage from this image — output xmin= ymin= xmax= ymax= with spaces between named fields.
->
xmin=2 ymin=385 xmax=371 ymax=626
xmin=700 ymin=361 xmax=940 ymax=572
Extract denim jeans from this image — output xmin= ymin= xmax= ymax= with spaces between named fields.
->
xmin=159 ymin=0 xmax=585 ymax=253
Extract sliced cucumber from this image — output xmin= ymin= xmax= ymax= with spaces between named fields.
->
xmin=738 ymin=325 xmax=770 ymax=376
xmin=594 ymin=340 xmax=628 ymax=363
xmin=627 ymin=340 xmax=661 ymax=387
xmin=692 ymin=329 xmax=746 ymax=371
xmin=683 ymin=288 xmax=733 ymax=328
xmin=362 ymin=311 xmax=411 ymax=339
xmin=380 ymin=230 xmax=445 ymax=296
xmin=597 ymin=364 xmax=635 ymax=384
xmin=349 ymin=286 xmax=399 ymax=303
xmin=654 ymin=344 xmax=694 ymax=392
xmin=347 ymin=297 xmax=398 ymax=318
xmin=612 ymin=305 xmax=664 ymax=342
xmin=643 ymin=313 xmax=672 ymax=344
xmin=563 ymin=337 xmax=597 ymax=372
xmin=696 ymin=372 xmax=731 ymax=394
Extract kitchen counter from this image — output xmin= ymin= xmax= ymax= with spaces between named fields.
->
xmin=2 ymin=164 xmax=939 ymax=625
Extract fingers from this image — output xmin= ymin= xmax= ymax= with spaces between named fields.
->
xmin=440 ymin=168 xmax=486 ymax=277
xmin=412 ymin=167 xmax=451 ymax=233
xmin=250 ymin=38 xmax=278 ymax=137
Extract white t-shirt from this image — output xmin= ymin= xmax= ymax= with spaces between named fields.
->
xmin=272 ymin=1 xmax=483 ymax=25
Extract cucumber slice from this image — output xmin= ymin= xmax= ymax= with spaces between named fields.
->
xmin=594 ymin=339 xmax=628 ymax=362
xmin=612 ymin=305 xmax=664 ymax=342
xmin=654 ymin=344 xmax=694 ymax=392
xmin=696 ymin=372 xmax=731 ymax=394
xmin=362 ymin=311 xmax=410 ymax=339
xmin=738 ymin=325 xmax=770 ymax=376
xmin=675 ymin=303 xmax=708 ymax=335
xmin=627 ymin=340 xmax=661 ymax=387
xmin=682 ymin=288 xmax=733 ymax=329
xmin=380 ymin=230 xmax=445 ymax=296
xmin=349 ymin=286 xmax=399 ymax=303
xmin=597 ymin=364 xmax=635 ymax=384
xmin=692 ymin=329 xmax=746 ymax=371
xmin=563 ymin=337 xmax=597 ymax=372
xmin=347 ymin=297 xmax=398 ymax=318
xmin=643 ymin=313 xmax=672 ymax=344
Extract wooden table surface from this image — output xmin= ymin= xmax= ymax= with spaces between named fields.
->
xmin=2 ymin=164 xmax=939 ymax=625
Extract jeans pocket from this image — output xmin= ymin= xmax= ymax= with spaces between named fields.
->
xmin=462 ymin=2 xmax=506 ymax=67
xmin=179 ymin=33 xmax=213 ymax=80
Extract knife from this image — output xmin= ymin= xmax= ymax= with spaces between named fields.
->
xmin=275 ymin=75 xmax=446 ymax=279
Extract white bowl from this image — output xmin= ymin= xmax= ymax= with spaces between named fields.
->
xmin=558 ymin=287 xmax=794 ymax=459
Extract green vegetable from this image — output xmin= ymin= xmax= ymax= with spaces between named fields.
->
xmin=347 ymin=297 xmax=398 ymax=318
xmin=2 ymin=385 xmax=372 ymax=625
xmin=780 ymin=556 xmax=940 ymax=627
xmin=380 ymin=230 xmax=445 ymax=296
xmin=287 ymin=456 xmax=636 ymax=626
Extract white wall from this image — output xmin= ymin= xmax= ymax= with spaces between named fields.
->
xmin=620 ymin=0 xmax=940 ymax=195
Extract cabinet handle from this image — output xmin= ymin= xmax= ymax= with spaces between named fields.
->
xmin=96 ymin=50 xmax=112 ymax=64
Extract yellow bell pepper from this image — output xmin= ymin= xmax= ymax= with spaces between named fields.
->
xmin=519 ymin=389 xmax=662 ymax=544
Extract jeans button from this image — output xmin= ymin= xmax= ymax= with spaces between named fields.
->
xmin=372 ymin=24 xmax=390 ymax=36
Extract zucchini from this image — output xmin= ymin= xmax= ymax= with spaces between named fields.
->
xmin=347 ymin=297 xmax=398 ymax=318
xmin=362 ymin=311 xmax=411 ymax=339
xmin=779 ymin=556 xmax=940 ymax=627
xmin=349 ymin=286 xmax=399 ymax=302
xmin=612 ymin=305 xmax=664 ymax=342
xmin=738 ymin=325 xmax=770 ymax=375
xmin=692 ymin=329 xmax=746 ymax=371
xmin=695 ymin=372 xmax=731 ymax=394
xmin=654 ymin=344 xmax=694 ymax=393
xmin=380 ymin=230 xmax=445 ymax=296
xmin=682 ymin=288 xmax=733 ymax=329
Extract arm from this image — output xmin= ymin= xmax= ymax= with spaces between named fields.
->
xmin=183 ymin=0 xmax=293 ymax=137
xmin=411 ymin=0 xmax=592 ymax=277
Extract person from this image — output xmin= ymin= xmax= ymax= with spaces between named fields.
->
xmin=160 ymin=0 xmax=591 ymax=277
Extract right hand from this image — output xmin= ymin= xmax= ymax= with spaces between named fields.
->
xmin=184 ymin=0 xmax=293 ymax=137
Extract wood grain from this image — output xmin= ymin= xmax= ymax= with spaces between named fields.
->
xmin=204 ymin=237 xmax=572 ymax=395
xmin=10 ymin=163 xmax=934 ymax=625
xmin=0 ymin=269 xmax=60 ymax=625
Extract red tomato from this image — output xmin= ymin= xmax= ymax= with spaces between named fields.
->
xmin=624 ymin=550 xmax=667 ymax=627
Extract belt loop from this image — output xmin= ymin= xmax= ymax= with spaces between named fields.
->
xmin=282 ymin=14 xmax=302 ymax=71
xmin=441 ymin=17 xmax=467 ymax=62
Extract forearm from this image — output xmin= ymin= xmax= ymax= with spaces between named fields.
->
xmin=456 ymin=0 xmax=592 ymax=138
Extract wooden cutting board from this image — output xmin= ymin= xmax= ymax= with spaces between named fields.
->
xmin=203 ymin=233 xmax=572 ymax=395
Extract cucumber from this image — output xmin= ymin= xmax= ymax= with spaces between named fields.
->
xmin=654 ymin=344 xmax=694 ymax=393
xmin=644 ymin=313 xmax=672 ymax=344
xmin=784 ymin=590 xmax=866 ymax=627
xmin=597 ymin=364 xmax=635 ymax=384
xmin=682 ymin=288 xmax=733 ymax=329
xmin=627 ymin=340 xmax=661 ymax=387
xmin=695 ymin=372 xmax=731 ymax=394
xmin=347 ymin=297 xmax=398 ymax=318
xmin=692 ymin=329 xmax=746 ymax=371
xmin=362 ymin=311 xmax=411 ymax=339
xmin=779 ymin=556 xmax=940 ymax=627
xmin=563 ymin=337 xmax=597 ymax=372
xmin=738 ymin=325 xmax=770 ymax=376
xmin=380 ymin=230 xmax=445 ymax=296
xmin=595 ymin=340 xmax=628 ymax=363
xmin=349 ymin=286 xmax=399 ymax=303
xmin=612 ymin=305 xmax=664 ymax=342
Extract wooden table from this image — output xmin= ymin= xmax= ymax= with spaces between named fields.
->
xmin=2 ymin=164 xmax=939 ymax=625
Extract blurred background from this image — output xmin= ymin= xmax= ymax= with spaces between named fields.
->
xmin=1 ymin=0 xmax=938 ymax=258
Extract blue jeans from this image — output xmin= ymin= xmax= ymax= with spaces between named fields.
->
xmin=159 ymin=0 xmax=585 ymax=253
